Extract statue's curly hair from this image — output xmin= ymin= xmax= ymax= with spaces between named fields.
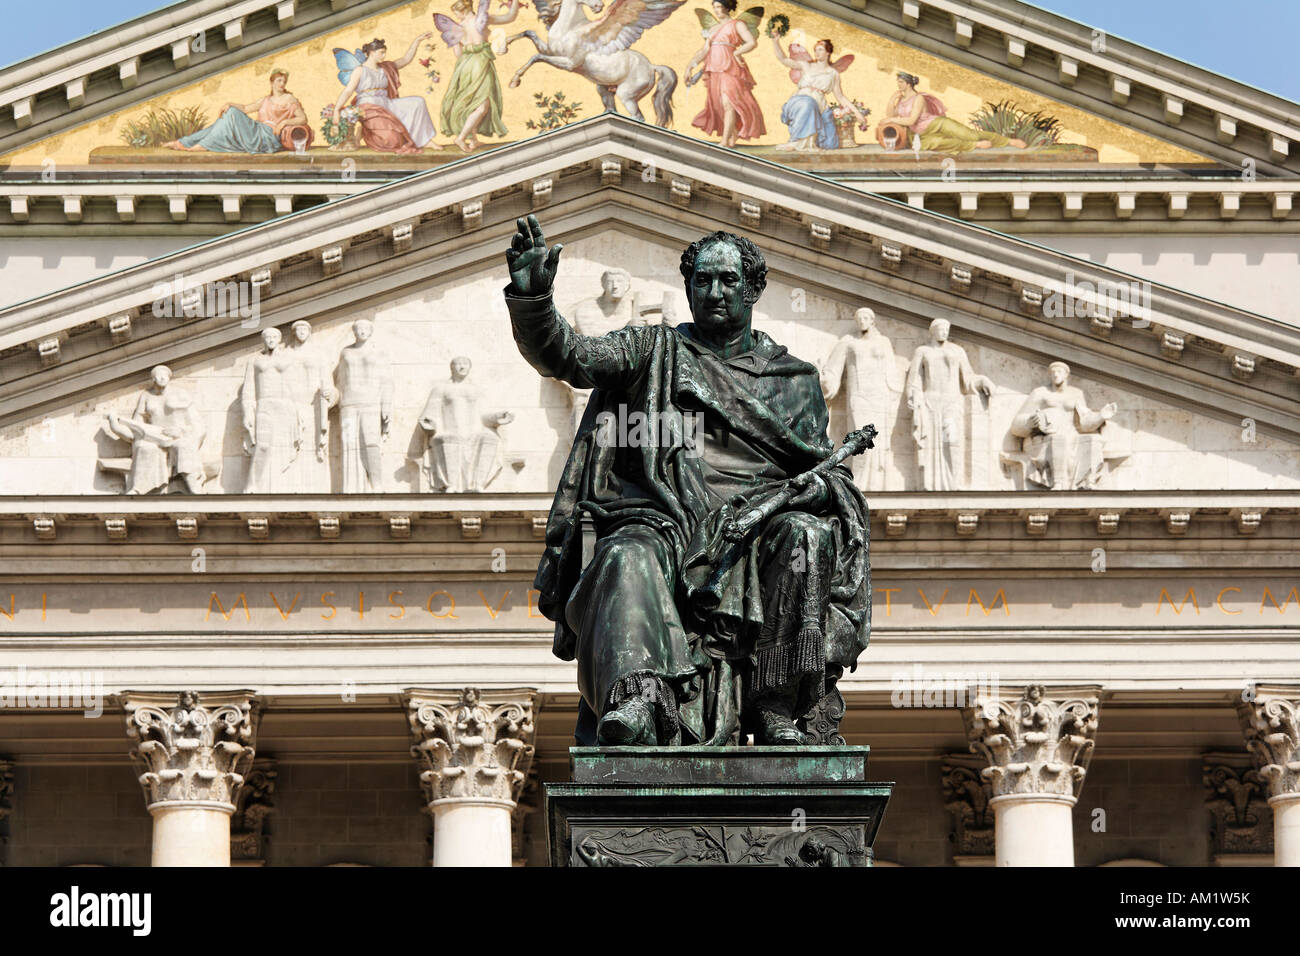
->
xmin=679 ymin=231 xmax=768 ymax=304
xmin=361 ymin=38 xmax=387 ymax=56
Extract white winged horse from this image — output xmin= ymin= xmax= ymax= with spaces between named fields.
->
xmin=506 ymin=0 xmax=684 ymax=126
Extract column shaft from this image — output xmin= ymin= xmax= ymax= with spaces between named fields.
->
xmin=992 ymin=794 xmax=1075 ymax=866
xmin=1271 ymin=794 xmax=1300 ymax=866
xmin=431 ymin=799 xmax=515 ymax=867
xmin=150 ymin=804 xmax=234 ymax=867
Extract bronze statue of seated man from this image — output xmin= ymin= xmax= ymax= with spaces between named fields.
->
xmin=504 ymin=215 xmax=871 ymax=746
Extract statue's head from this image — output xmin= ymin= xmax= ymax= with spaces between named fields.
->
xmin=291 ymin=320 xmax=312 ymax=344
xmin=712 ymin=0 xmax=737 ymax=18
xmin=353 ymin=318 xmax=374 ymax=343
xmin=680 ymin=231 xmax=766 ymax=344
xmin=1049 ymin=361 xmax=1070 ymax=386
xmin=269 ymin=69 xmax=289 ymax=94
xmin=897 ymin=71 xmax=920 ymax=92
xmin=929 ymin=318 xmax=950 ymax=344
xmin=855 ymin=307 xmax=876 ymax=333
xmin=361 ymin=38 xmax=387 ymax=62
xmin=450 ymin=355 xmax=472 ymax=380
xmin=814 ymin=39 xmax=833 ymax=63
xmin=261 ymin=327 xmax=282 ymax=351
xmin=600 ymin=268 xmax=631 ymax=301
xmin=150 ymin=365 xmax=172 ymax=389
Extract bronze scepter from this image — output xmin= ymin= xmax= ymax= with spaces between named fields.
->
xmin=720 ymin=424 xmax=877 ymax=542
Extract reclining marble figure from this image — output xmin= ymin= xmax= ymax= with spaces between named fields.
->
xmin=504 ymin=215 xmax=872 ymax=747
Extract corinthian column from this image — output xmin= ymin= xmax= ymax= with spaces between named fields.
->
xmin=1236 ymin=686 xmax=1300 ymax=867
xmin=404 ymin=687 xmax=536 ymax=867
xmin=962 ymin=684 xmax=1101 ymax=867
xmin=123 ymin=690 xmax=260 ymax=867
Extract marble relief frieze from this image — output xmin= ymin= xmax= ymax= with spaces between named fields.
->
xmin=3 ymin=235 xmax=1296 ymax=497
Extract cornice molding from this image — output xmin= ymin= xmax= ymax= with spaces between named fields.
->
xmin=2 ymin=490 xmax=1296 ymax=545
xmin=2 ymin=177 xmax=1295 ymax=235
xmin=2 ymin=0 xmax=1298 ymax=179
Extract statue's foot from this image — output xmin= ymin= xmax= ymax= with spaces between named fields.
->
xmin=755 ymin=705 xmax=808 ymax=745
xmin=597 ymin=696 xmax=657 ymax=746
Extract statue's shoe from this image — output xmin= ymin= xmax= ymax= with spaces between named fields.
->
xmin=597 ymin=697 xmax=657 ymax=746
xmin=756 ymin=708 xmax=809 ymax=745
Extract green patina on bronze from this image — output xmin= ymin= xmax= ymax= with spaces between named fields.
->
xmin=504 ymin=214 xmax=873 ymax=748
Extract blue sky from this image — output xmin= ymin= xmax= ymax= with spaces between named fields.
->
xmin=2 ymin=0 xmax=1297 ymax=102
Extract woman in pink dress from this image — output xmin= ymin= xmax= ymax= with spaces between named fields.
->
xmin=686 ymin=0 xmax=765 ymax=147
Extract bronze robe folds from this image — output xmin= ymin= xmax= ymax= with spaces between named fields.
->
xmin=506 ymin=289 xmax=871 ymax=743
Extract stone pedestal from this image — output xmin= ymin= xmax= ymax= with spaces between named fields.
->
xmin=404 ymin=686 xmax=537 ymax=867
xmin=546 ymin=746 xmax=892 ymax=867
xmin=122 ymin=689 xmax=260 ymax=868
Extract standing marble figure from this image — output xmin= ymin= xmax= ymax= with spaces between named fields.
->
xmin=820 ymin=307 xmax=902 ymax=492
xmin=505 ymin=215 xmax=871 ymax=747
xmin=241 ymin=327 xmax=301 ymax=493
xmin=287 ymin=320 xmax=337 ymax=493
xmin=333 ymin=318 xmax=393 ymax=493
xmin=905 ymin=317 xmax=992 ymax=491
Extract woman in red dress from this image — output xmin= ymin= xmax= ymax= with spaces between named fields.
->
xmin=686 ymin=0 xmax=766 ymax=147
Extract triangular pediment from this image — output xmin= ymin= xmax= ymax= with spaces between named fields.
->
xmin=3 ymin=0 xmax=1294 ymax=178
xmin=0 ymin=115 xmax=1297 ymax=499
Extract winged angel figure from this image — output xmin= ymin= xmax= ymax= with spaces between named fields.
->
xmin=685 ymin=4 xmax=765 ymax=146
xmin=504 ymin=0 xmax=684 ymax=127
xmin=434 ymin=0 xmax=526 ymax=151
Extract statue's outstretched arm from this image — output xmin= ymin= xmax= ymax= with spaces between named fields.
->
xmin=506 ymin=292 xmax=646 ymax=391
xmin=504 ymin=215 xmax=645 ymax=390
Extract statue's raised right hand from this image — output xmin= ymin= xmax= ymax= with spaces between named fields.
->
xmin=506 ymin=214 xmax=563 ymax=297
